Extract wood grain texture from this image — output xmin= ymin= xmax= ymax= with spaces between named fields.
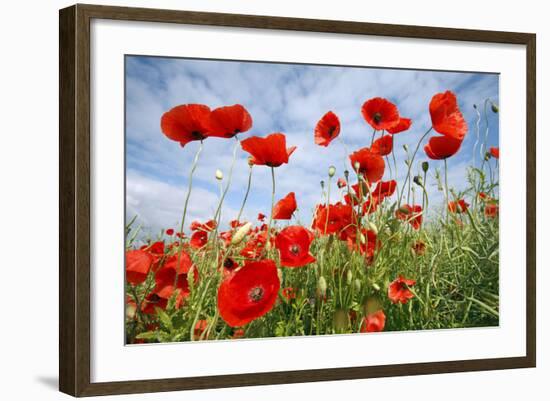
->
xmin=58 ymin=3 xmax=536 ymax=397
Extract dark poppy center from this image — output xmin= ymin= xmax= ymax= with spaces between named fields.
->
xmin=290 ymin=244 xmax=301 ymax=255
xmin=373 ymin=112 xmax=382 ymax=123
xmin=149 ymin=293 xmax=161 ymax=303
xmin=191 ymin=130 xmax=205 ymax=140
xmin=249 ymin=286 xmax=264 ymax=302
xmin=328 ymin=126 xmax=336 ymax=137
xmin=223 ymin=258 xmax=234 ymax=269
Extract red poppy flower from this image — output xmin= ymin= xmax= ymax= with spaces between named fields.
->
xmin=165 ymin=228 xmax=174 ymax=236
xmin=160 ymin=104 xmax=212 ymax=147
xmin=361 ymin=196 xmax=380 ymax=215
xmin=346 ymin=228 xmax=380 ymax=264
xmin=221 ymin=257 xmax=240 ymax=277
xmin=257 ymin=213 xmax=266 ymax=222
xmin=206 ymin=104 xmax=252 ymax=138
xmin=232 ymin=329 xmax=245 ymax=339
xmin=448 ymin=199 xmax=469 ymax=213
xmin=241 ymin=133 xmax=296 ymax=167
xmin=217 ymin=259 xmax=280 ymax=327
xmin=126 ymin=249 xmax=153 ymax=285
xmin=372 ymin=180 xmax=397 ymax=200
xmin=190 ymin=219 xmax=217 ymax=232
xmin=371 ymin=135 xmax=393 ymax=156
xmin=314 ymin=111 xmax=341 ymax=147
xmin=312 ymin=202 xmax=355 ymax=237
xmin=360 ymin=310 xmax=386 ymax=332
xmin=490 ymin=147 xmax=500 ymax=159
xmin=396 ymin=204 xmax=423 ymax=230
xmin=281 ymin=287 xmax=296 ymax=300
xmin=190 ymin=230 xmax=208 ymax=249
xmin=429 ymin=91 xmax=467 ymax=140
xmin=141 ymin=293 xmax=168 ymax=314
xmin=387 ymin=118 xmax=412 ymax=135
xmin=275 ymin=226 xmax=316 ymax=268
xmin=272 ymin=192 xmax=297 ymax=220
xmin=479 ymin=192 xmax=488 ymax=200
xmin=229 ymin=220 xmax=242 ymax=229
xmin=412 ymin=240 xmax=426 ymax=256
xmin=424 ymin=135 xmax=463 ymax=160
xmin=156 ymin=254 xmax=197 ymax=308
xmin=388 ymin=276 xmax=416 ymax=304
xmin=485 ymin=203 xmax=499 ymax=218
xmin=193 ymin=319 xmax=209 ymax=340
xmin=361 ymin=97 xmax=400 ymax=131
xmin=337 ymin=178 xmax=347 ymax=189
xmin=240 ymin=230 xmax=269 ymax=259
xmin=349 ymin=147 xmax=385 ymax=183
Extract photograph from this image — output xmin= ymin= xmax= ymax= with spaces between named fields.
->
xmin=124 ymin=55 xmax=500 ymax=344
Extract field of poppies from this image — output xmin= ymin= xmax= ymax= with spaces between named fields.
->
xmin=125 ymin=91 xmax=500 ymax=344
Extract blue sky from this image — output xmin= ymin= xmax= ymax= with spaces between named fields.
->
xmin=125 ymin=55 xmax=499 ymax=237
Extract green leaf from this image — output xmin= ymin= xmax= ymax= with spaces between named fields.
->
xmin=135 ymin=331 xmax=158 ymax=340
xmin=155 ymin=307 xmax=173 ymax=331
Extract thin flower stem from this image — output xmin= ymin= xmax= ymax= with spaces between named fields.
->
xmin=236 ymin=165 xmax=253 ymax=223
xmin=444 ymin=158 xmax=449 ymax=224
xmin=324 ymin=175 xmax=332 ymax=234
xmin=265 ymin=167 xmax=276 ymax=253
xmin=174 ymin=140 xmax=204 ymax=286
xmin=399 ymin=127 xmax=432 ymax=207
xmin=370 ymin=128 xmax=376 ymax=147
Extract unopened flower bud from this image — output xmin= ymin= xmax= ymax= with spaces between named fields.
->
xmin=346 ymin=269 xmax=353 ymax=285
xmin=372 ymin=282 xmax=381 ymax=291
xmin=367 ymin=221 xmax=378 ymax=235
xmin=231 ymin=222 xmax=252 ymax=245
xmin=413 ymin=175 xmax=423 ymax=186
xmin=328 ymin=165 xmax=336 ymax=178
xmin=403 ymin=144 xmax=409 ymax=152
xmin=215 ymin=169 xmax=223 ymax=180
xmin=422 ymin=161 xmax=429 ymax=173
xmin=320 ymin=180 xmax=325 ymax=189
xmin=318 ymin=276 xmax=327 ymax=296
xmin=354 ymin=278 xmax=361 ymax=292
xmin=484 ymin=151 xmax=491 ymax=161
xmin=473 ymin=104 xmax=477 ymax=109
xmin=491 ymin=102 xmax=499 ymax=113
xmin=344 ymin=170 xmax=350 ymax=180
xmin=333 ymin=309 xmax=349 ymax=332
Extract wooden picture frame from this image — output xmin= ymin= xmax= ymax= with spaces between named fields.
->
xmin=59 ymin=3 xmax=536 ymax=397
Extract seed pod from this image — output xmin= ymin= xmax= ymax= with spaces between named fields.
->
xmin=354 ymin=161 xmax=361 ymax=171
xmin=231 ymin=222 xmax=252 ymax=245
xmin=215 ymin=169 xmax=223 ymax=180
xmin=328 ymin=165 xmax=336 ymax=178
xmin=318 ymin=276 xmax=327 ymax=297
xmin=422 ymin=161 xmax=429 ymax=173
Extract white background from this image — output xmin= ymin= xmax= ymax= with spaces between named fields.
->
xmin=91 ymin=19 xmax=526 ymax=382
xmin=0 ymin=0 xmax=545 ymax=400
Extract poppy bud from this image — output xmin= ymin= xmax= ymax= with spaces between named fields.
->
xmin=333 ymin=308 xmax=350 ymax=332
xmin=215 ymin=169 xmax=223 ymax=180
xmin=403 ymin=144 xmax=409 ymax=153
xmin=372 ymin=282 xmax=380 ymax=291
xmin=346 ymin=269 xmax=353 ymax=285
xmin=247 ymin=157 xmax=255 ymax=167
xmin=413 ymin=175 xmax=423 ymax=186
xmin=318 ymin=276 xmax=327 ymax=297
xmin=320 ymin=180 xmax=325 ymax=189
xmin=473 ymin=104 xmax=477 ymax=109
xmin=344 ymin=170 xmax=350 ymax=180
xmin=484 ymin=152 xmax=491 ymax=161
xmin=231 ymin=222 xmax=252 ymax=245
xmin=328 ymin=165 xmax=336 ymax=178
xmin=354 ymin=279 xmax=361 ymax=292
xmin=491 ymin=102 xmax=499 ymax=113
xmin=405 ymin=159 xmax=411 ymax=167
xmin=367 ymin=221 xmax=378 ymax=235
xmin=126 ymin=302 xmax=137 ymax=320
xmin=422 ymin=161 xmax=429 ymax=173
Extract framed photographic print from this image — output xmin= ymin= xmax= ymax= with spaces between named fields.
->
xmin=59 ymin=4 xmax=536 ymax=397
